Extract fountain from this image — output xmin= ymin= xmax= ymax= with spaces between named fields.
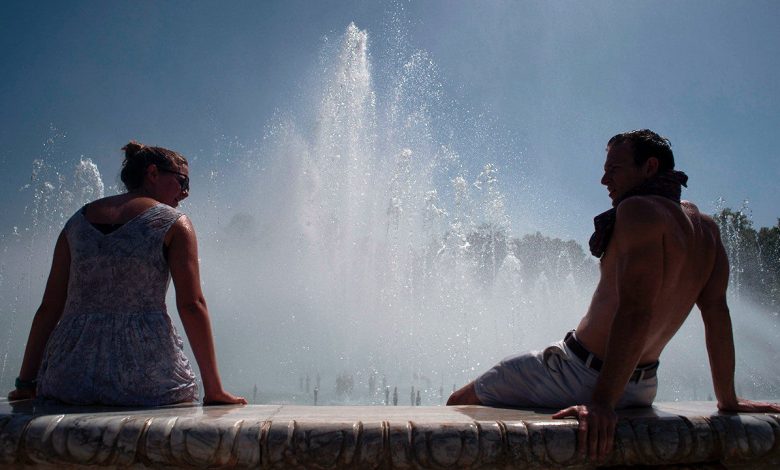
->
xmin=2 ymin=21 xmax=779 ymax=405
xmin=179 ymin=23 xmax=604 ymax=405
xmin=0 ymin=23 xmax=778 ymax=468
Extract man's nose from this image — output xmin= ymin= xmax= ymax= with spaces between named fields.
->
xmin=600 ymin=173 xmax=609 ymax=185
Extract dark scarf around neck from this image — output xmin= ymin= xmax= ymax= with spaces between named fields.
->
xmin=588 ymin=170 xmax=688 ymax=258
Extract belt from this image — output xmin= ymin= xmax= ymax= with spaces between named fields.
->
xmin=564 ymin=331 xmax=658 ymax=383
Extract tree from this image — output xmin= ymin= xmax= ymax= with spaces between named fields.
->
xmin=756 ymin=220 xmax=780 ymax=309
xmin=466 ymin=223 xmax=509 ymax=287
xmin=714 ymin=209 xmax=780 ymax=309
xmin=510 ymin=232 xmax=594 ymax=290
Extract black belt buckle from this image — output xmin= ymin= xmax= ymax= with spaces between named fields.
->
xmin=630 ymin=361 xmax=659 ymax=383
xmin=564 ymin=330 xmax=657 ymax=382
xmin=564 ymin=330 xmax=603 ymax=371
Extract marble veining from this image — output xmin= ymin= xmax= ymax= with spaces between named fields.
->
xmin=0 ymin=400 xmax=778 ymax=468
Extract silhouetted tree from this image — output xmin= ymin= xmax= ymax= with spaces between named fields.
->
xmin=510 ymin=232 xmax=593 ymax=290
xmin=466 ymin=223 xmax=509 ymax=286
xmin=714 ymin=209 xmax=779 ymax=309
xmin=756 ymin=220 xmax=780 ymax=309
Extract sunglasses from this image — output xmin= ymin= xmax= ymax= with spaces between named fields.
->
xmin=159 ymin=168 xmax=190 ymax=191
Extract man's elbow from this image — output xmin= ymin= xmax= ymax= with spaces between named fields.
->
xmin=698 ymin=300 xmax=730 ymax=324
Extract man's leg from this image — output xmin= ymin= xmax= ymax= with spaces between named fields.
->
xmin=446 ymin=381 xmax=483 ymax=405
xmin=448 ymin=340 xmax=573 ymax=408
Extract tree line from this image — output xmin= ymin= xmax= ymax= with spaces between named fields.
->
xmin=463 ymin=207 xmax=780 ymax=312
xmin=463 ymin=223 xmax=596 ymax=294
xmin=714 ymin=208 xmax=780 ymax=310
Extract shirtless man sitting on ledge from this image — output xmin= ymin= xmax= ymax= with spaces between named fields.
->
xmin=447 ymin=129 xmax=780 ymax=462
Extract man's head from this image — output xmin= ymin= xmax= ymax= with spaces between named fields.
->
xmin=602 ymin=129 xmax=674 ymax=202
xmin=607 ymin=129 xmax=675 ymax=171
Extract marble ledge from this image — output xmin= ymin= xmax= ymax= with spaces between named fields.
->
xmin=1 ymin=400 xmax=779 ymax=469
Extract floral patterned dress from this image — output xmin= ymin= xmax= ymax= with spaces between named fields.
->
xmin=36 ymin=203 xmax=198 ymax=406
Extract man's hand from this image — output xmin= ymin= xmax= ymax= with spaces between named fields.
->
xmin=553 ymin=403 xmax=617 ymax=463
xmin=718 ymin=398 xmax=780 ymax=414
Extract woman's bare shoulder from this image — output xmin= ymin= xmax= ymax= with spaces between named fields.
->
xmin=165 ymin=213 xmax=196 ymax=245
xmin=84 ymin=195 xmax=158 ymax=223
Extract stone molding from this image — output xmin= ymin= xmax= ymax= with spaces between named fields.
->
xmin=1 ymin=402 xmax=778 ymax=468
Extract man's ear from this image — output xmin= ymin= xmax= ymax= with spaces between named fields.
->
xmin=644 ymin=157 xmax=660 ymax=177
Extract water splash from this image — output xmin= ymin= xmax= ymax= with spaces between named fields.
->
xmin=0 ymin=130 xmax=105 ymax=389
xmin=1 ymin=24 xmax=776 ymax=404
xmin=189 ymin=23 xmax=591 ymax=402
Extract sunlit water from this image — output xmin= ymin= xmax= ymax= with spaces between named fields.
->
xmin=1 ymin=24 xmax=777 ymax=406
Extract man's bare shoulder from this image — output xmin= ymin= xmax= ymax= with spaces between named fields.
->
xmin=609 ymin=197 xmax=669 ymax=253
xmin=615 ymin=196 xmax=668 ymax=227
xmin=681 ymin=200 xmax=705 ymax=221
xmin=682 ymin=200 xmax=721 ymax=235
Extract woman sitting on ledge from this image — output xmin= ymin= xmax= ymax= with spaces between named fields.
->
xmin=7 ymin=142 xmax=246 ymax=406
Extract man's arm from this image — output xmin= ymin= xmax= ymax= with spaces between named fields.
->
xmin=554 ymin=198 xmax=665 ymax=461
xmin=697 ymin=222 xmax=780 ymax=413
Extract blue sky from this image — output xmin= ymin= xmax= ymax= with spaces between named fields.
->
xmin=1 ymin=0 xmax=778 ymax=243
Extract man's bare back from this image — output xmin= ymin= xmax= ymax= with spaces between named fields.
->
xmin=575 ymin=197 xmax=720 ymax=364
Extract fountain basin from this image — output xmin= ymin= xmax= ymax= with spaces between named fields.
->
xmin=1 ymin=400 xmax=778 ymax=468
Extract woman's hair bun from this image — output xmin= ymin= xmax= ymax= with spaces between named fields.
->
xmin=119 ymin=140 xmax=188 ymax=191
xmin=122 ymin=141 xmax=146 ymax=160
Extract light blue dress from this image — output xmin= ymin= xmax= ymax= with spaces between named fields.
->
xmin=36 ymin=203 xmax=198 ymax=406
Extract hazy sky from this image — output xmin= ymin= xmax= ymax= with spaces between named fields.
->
xmin=2 ymin=0 xmax=778 ymax=243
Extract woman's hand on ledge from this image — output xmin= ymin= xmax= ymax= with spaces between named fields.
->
xmin=7 ymin=388 xmax=36 ymax=401
xmin=203 ymin=390 xmax=248 ymax=406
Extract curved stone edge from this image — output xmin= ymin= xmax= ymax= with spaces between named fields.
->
xmin=1 ymin=412 xmax=778 ymax=468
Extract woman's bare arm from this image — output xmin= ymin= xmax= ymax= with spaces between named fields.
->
xmin=167 ymin=215 xmax=246 ymax=405
xmin=8 ymin=231 xmax=70 ymax=400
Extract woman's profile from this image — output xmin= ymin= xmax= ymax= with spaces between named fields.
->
xmin=7 ymin=142 xmax=246 ymax=406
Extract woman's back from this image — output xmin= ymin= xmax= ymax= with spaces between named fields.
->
xmin=36 ymin=200 xmax=198 ymax=406
xmin=64 ymin=201 xmax=178 ymax=316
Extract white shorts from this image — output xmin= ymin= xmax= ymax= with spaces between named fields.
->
xmin=474 ymin=338 xmax=657 ymax=409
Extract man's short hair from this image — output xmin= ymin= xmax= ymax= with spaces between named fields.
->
xmin=608 ymin=129 xmax=675 ymax=172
